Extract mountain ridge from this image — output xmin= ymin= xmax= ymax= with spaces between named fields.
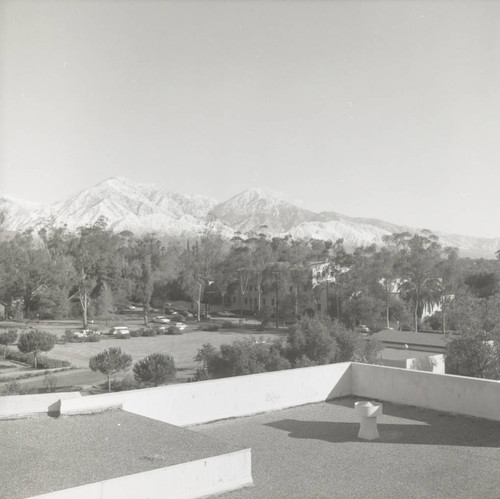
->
xmin=1 ymin=177 xmax=499 ymax=258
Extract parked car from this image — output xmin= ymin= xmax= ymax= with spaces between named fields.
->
xmin=152 ymin=316 xmax=170 ymax=324
xmin=217 ymin=311 xmax=236 ymax=317
xmin=356 ymin=324 xmax=371 ymax=334
xmin=175 ymin=322 xmax=187 ymax=331
xmin=176 ymin=310 xmax=193 ymax=319
xmin=109 ymin=326 xmax=130 ymax=337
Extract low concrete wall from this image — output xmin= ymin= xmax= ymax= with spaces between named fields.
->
xmin=0 ymin=392 xmax=81 ymax=419
xmin=58 ymin=361 xmax=500 ymax=426
xmin=61 ymin=363 xmax=352 ymax=426
xmin=380 ymin=354 xmax=445 ymax=374
xmin=28 ymin=449 xmax=252 ymax=499
xmin=407 ymin=354 xmax=445 ymax=374
xmin=351 ymin=363 xmax=500 ymax=421
xmin=60 ymin=396 xmax=122 ymax=416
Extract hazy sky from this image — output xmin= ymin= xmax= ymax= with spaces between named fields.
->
xmin=1 ymin=1 xmax=499 ymax=238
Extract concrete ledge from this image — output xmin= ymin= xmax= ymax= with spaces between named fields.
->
xmin=380 ymin=352 xmax=445 ymax=373
xmin=0 ymin=392 xmax=81 ymax=419
xmin=27 ymin=448 xmax=252 ymax=499
xmin=352 ymin=363 xmax=500 ymax=421
xmin=59 ymin=396 xmax=122 ymax=416
xmin=64 ymin=362 xmax=351 ymax=427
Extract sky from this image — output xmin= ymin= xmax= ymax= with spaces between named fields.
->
xmin=1 ymin=0 xmax=499 ymax=238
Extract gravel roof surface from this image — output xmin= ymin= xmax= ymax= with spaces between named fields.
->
xmin=196 ymin=397 xmax=500 ymax=499
xmin=0 ymin=410 xmax=244 ymax=499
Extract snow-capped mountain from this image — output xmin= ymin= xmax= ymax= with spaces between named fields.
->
xmin=0 ymin=195 xmax=42 ymax=224
xmin=1 ymin=177 xmax=499 ymax=258
xmin=210 ymin=188 xmax=318 ymax=233
xmin=1 ymin=177 xmax=221 ymax=236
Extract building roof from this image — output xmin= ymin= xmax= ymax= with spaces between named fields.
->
xmin=372 ymin=330 xmax=451 ymax=351
xmin=379 ymin=348 xmax=441 ymax=361
xmin=195 ymin=397 xmax=500 ymax=498
xmin=0 ymin=410 xmax=244 ymax=499
xmin=2 ymin=362 xmax=499 ymax=499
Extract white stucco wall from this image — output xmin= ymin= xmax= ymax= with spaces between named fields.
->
xmin=0 ymin=391 xmax=81 ymax=418
xmin=28 ymin=449 xmax=252 ymax=499
xmin=351 ymin=363 xmax=500 ymax=421
xmin=380 ymin=354 xmax=445 ymax=374
xmin=60 ymin=362 xmax=352 ymax=426
xmin=58 ymin=362 xmax=500 ymax=425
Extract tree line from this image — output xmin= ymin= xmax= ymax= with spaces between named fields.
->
xmin=1 ymin=218 xmax=499 ymax=335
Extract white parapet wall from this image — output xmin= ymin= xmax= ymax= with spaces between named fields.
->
xmin=58 ymin=361 xmax=500 ymax=425
xmin=60 ymin=362 xmax=352 ymax=426
xmin=380 ymin=354 xmax=445 ymax=374
xmin=0 ymin=392 xmax=82 ymax=419
xmin=28 ymin=449 xmax=252 ymax=499
xmin=351 ymin=362 xmax=500 ymax=421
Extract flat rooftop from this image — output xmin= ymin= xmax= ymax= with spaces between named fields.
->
xmin=379 ymin=348 xmax=439 ymax=360
xmin=0 ymin=410 xmax=245 ymax=499
xmin=196 ymin=397 xmax=500 ymax=499
xmin=373 ymin=330 xmax=450 ymax=351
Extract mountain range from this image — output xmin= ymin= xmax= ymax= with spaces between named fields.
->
xmin=1 ymin=176 xmax=499 ymax=258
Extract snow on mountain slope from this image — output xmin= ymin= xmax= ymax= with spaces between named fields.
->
xmin=1 ymin=178 xmax=499 ymax=257
xmin=0 ymin=196 xmax=48 ymax=231
xmin=210 ymin=188 xmax=318 ymax=233
xmin=3 ymin=177 xmax=219 ymax=235
xmin=285 ymin=216 xmax=500 ymax=258
xmin=284 ymin=220 xmax=391 ymax=248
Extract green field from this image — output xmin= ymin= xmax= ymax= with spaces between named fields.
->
xmin=1 ymin=316 xmax=286 ymax=392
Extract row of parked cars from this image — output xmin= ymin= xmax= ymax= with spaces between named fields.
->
xmin=151 ymin=316 xmax=188 ymax=330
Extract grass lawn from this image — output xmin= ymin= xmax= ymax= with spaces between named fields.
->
xmin=1 ymin=316 xmax=287 ymax=392
xmin=48 ymin=328 xmax=285 ymax=371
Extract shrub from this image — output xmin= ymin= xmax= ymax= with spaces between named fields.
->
xmin=199 ymin=338 xmax=291 ymax=379
xmin=424 ymin=312 xmax=442 ymax=331
xmin=141 ymin=328 xmax=157 ymax=337
xmin=5 ymin=349 xmax=32 ymax=364
xmin=133 ymin=353 xmax=176 ymax=387
xmin=446 ymin=332 xmax=499 ymax=379
xmin=130 ymin=328 xmax=143 ymax=337
xmin=64 ymin=330 xmax=74 ymax=342
xmin=166 ymin=326 xmax=182 ymax=335
xmin=221 ymin=321 xmax=233 ymax=329
xmin=356 ymin=338 xmax=383 ymax=364
xmin=330 ymin=321 xmax=362 ymax=362
xmin=6 ymin=349 xmax=71 ymax=369
xmin=110 ymin=375 xmax=138 ymax=392
xmin=36 ymin=356 xmax=70 ymax=369
xmin=285 ymin=316 xmax=335 ymax=365
xmin=202 ymin=324 xmax=219 ymax=332
xmin=4 ymin=379 xmax=24 ymax=395
xmin=0 ymin=329 xmax=18 ymax=357
xmin=190 ymin=367 xmax=209 ymax=381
